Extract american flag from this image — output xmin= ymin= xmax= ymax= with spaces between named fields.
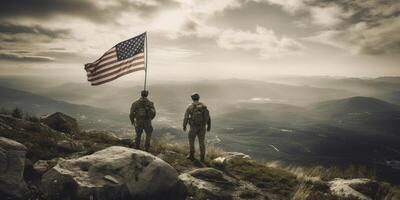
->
xmin=84 ymin=33 xmax=146 ymax=86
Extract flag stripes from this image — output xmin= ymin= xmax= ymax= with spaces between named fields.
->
xmin=84 ymin=33 xmax=146 ymax=86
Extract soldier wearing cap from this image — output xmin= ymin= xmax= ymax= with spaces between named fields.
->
xmin=130 ymin=90 xmax=156 ymax=151
xmin=183 ymin=93 xmax=211 ymax=162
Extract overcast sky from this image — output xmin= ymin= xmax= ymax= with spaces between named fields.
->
xmin=0 ymin=0 xmax=399 ymax=83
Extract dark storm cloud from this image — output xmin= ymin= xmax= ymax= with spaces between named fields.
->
xmin=0 ymin=23 xmax=70 ymax=39
xmin=0 ymin=0 xmax=174 ymax=23
xmin=0 ymin=52 xmax=54 ymax=62
xmin=0 ymin=0 xmax=99 ymax=21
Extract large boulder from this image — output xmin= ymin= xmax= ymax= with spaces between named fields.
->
xmin=0 ymin=137 xmax=28 ymax=198
xmin=41 ymin=146 xmax=183 ymax=200
xmin=41 ymin=112 xmax=80 ymax=135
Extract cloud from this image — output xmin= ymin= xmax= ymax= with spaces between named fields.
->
xmin=0 ymin=52 xmax=55 ymax=62
xmin=176 ymin=18 xmax=221 ymax=38
xmin=305 ymin=1 xmax=400 ymax=55
xmin=174 ymin=0 xmax=242 ymax=18
xmin=309 ymin=5 xmax=351 ymax=27
xmin=0 ymin=23 xmax=70 ymax=39
xmin=217 ymin=26 xmax=304 ymax=59
xmin=151 ymin=47 xmax=201 ymax=62
xmin=261 ymin=0 xmax=308 ymax=13
xmin=305 ymin=17 xmax=400 ymax=55
xmin=0 ymin=0 xmax=164 ymax=23
xmin=262 ymin=0 xmax=400 ymax=55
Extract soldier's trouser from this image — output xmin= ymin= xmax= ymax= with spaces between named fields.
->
xmin=135 ymin=120 xmax=153 ymax=151
xmin=188 ymin=127 xmax=206 ymax=160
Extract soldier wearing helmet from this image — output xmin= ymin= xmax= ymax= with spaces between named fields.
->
xmin=183 ymin=93 xmax=211 ymax=162
xmin=130 ymin=90 xmax=156 ymax=151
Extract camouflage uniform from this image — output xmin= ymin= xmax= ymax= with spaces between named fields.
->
xmin=129 ymin=97 xmax=156 ymax=151
xmin=183 ymin=101 xmax=211 ymax=161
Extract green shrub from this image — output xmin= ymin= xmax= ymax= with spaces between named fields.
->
xmin=12 ymin=107 xmax=23 ymax=119
xmin=25 ymin=113 xmax=40 ymax=122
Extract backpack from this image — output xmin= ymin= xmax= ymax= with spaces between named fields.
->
xmin=136 ymin=99 xmax=155 ymax=119
xmin=191 ymin=103 xmax=209 ymax=127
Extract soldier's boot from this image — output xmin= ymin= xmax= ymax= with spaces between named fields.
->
xmin=144 ymin=137 xmax=150 ymax=152
xmin=200 ymin=154 xmax=205 ymax=162
xmin=186 ymin=154 xmax=195 ymax=160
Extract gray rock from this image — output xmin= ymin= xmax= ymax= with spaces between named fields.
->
xmin=328 ymin=178 xmax=400 ymax=200
xmin=33 ymin=160 xmax=49 ymax=174
xmin=33 ymin=158 xmax=61 ymax=175
xmin=179 ymin=172 xmax=224 ymax=199
xmin=0 ymin=137 xmax=28 ymax=198
xmin=104 ymin=175 xmax=119 ymax=184
xmin=179 ymin=168 xmax=263 ymax=200
xmin=41 ymin=146 xmax=181 ymax=200
xmin=56 ymin=140 xmax=84 ymax=153
xmin=41 ymin=112 xmax=80 ymax=135
xmin=212 ymin=152 xmax=251 ymax=168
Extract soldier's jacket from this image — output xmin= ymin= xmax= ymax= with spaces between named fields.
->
xmin=130 ymin=97 xmax=156 ymax=123
xmin=183 ymin=102 xmax=211 ymax=129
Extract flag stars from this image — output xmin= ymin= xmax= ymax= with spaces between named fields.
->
xmin=116 ymin=34 xmax=145 ymax=61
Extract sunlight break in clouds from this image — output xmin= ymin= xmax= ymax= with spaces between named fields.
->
xmin=309 ymin=5 xmax=351 ymax=27
xmin=217 ymin=26 xmax=304 ymax=59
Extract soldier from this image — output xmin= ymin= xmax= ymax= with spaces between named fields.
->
xmin=183 ymin=93 xmax=211 ymax=162
xmin=129 ymin=90 xmax=156 ymax=151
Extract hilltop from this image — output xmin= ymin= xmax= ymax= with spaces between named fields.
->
xmin=0 ymin=112 xmax=399 ymax=200
xmin=309 ymin=96 xmax=400 ymax=118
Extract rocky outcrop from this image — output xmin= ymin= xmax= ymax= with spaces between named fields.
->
xmin=329 ymin=178 xmax=373 ymax=200
xmin=179 ymin=168 xmax=262 ymax=200
xmin=41 ymin=112 xmax=80 ymax=135
xmin=0 ymin=137 xmax=28 ymax=198
xmin=328 ymin=178 xmax=400 ymax=200
xmin=212 ymin=152 xmax=251 ymax=168
xmin=41 ymin=146 xmax=183 ymax=200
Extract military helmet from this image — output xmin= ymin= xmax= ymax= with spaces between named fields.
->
xmin=141 ymin=90 xmax=149 ymax=97
xmin=191 ymin=93 xmax=200 ymax=101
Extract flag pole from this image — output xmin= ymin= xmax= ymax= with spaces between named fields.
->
xmin=144 ymin=32 xmax=148 ymax=91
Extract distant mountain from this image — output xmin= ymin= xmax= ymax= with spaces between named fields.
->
xmin=0 ymin=86 xmax=129 ymax=133
xmin=309 ymin=96 xmax=400 ymax=118
xmin=0 ymin=86 xmax=98 ymax=116
xmin=375 ymin=91 xmax=400 ymax=105
xmin=38 ymin=79 xmax=353 ymax=115
xmin=374 ymin=77 xmax=400 ymax=84
xmin=266 ymin=76 xmax=400 ymax=96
